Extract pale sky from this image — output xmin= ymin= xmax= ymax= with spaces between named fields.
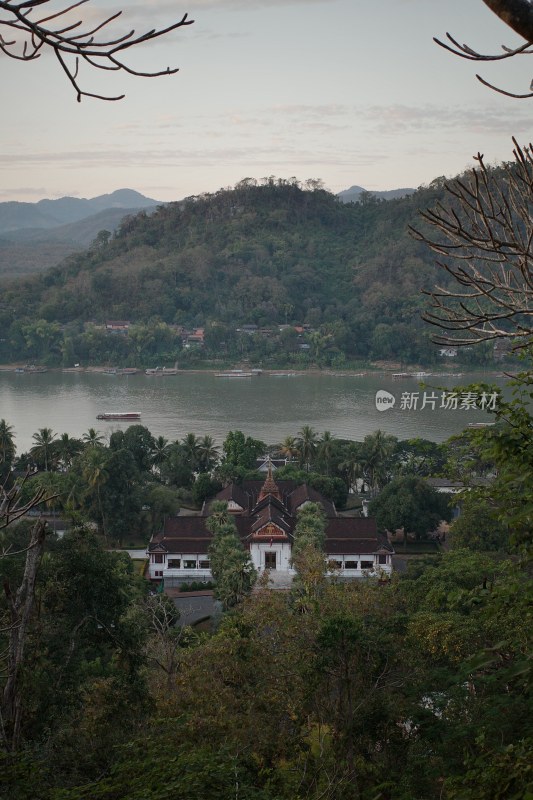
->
xmin=1 ymin=0 xmax=531 ymax=203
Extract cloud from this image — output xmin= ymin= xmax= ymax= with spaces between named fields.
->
xmin=108 ymin=103 xmax=354 ymax=139
xmin=271 ymin=103 xmax=352 ymax=118
xmin=110 ymin=0 xmax=337 ymax=33
xmin=0 ymin=139 xmax=385 ymax=173
xmin=361 ymin=103 xmax=533 ymax=136
xmin=139 ymin=0 xmax=335 ymax=11
xmin=0 ymin=187 xmax=51 ymax=201
xmin=110 ymin=100 xmax=530 ymax=145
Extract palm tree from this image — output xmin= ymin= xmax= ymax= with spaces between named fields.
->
xmin=0 ymin=419 xmax=16 ymax=469
xmin=28 ymin=471 xmax=65 ymax=531
xmin=64 ymin=469 xmax=87 ymax=514
xmin=197 ymin=435 xmax=219 ymax=473
xmin=82 ymin=427 xmax=105 ymax=447
xmin=296 ymin=425 xmax=319 ymax=472
xmin=339 ymin=442 xmax=364 ymax=493
xmin=206 ymin=500 xmax=232 ymax=534
xmin=82 ymin=447 xmax=109 ymax=538
xmin=31 ymin=427 xmax=57 ymax=471
xmin=151 ymin=435 xmax=170 ymax=476
xmin=181 ymin=433 xmax=200 ymax=472
xmin=56 ymin=433 xmax=82 ymax=469
xmin=317 ymin=430 xmax=336 ymax=476
xmin=278 ymin=435 xmax=299 ymax=463
xmin=361 ymin=430 xmax=397 ymax=495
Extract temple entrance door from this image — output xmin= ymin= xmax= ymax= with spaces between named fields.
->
xmin=265 ymin=551 xmax=277 ymax=570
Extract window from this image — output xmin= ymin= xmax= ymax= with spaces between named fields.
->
xmin=153 ymin=553 xmax=164 ymax=564
xmin=378 ymin=554 xmax=388 ymax=565
xmin=168 ymin=559 xmax=181 ymax=569
xmin=184 ymin=560 xmax=197 ymax=569
xmin=154 ymin=570 xmax=163 ymax=577
xmin=361 ymin=561 xmax=373 ymax=570
xmin=330 ymin=560 xmax=342 ymax=569
xmin=199 ymin=560 xmax=210 ymax=569
xmin=345 ymin=561 xmax=358 ymax=569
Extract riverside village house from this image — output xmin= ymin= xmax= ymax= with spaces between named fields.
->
xmin=147 ymin=462 xmax=394 ymax=587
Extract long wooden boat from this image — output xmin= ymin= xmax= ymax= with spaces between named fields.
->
xmin=215 ymin=370 xmax=253 ymax=378
xmin=145 ymin=367 xmax=178 ymax=375
xmin=96 ymin=411 xmax=141 ymax=420
xmin=14 ymin=365 xmax=48 ymax=373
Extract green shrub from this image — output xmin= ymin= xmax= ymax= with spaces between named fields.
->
xmin=179 ymin=580 xmax=215 ymax=592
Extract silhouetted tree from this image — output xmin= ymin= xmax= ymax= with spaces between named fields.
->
xmin=412 ymin=140 xmax=533 ymax=349
xmin=436 ymin=0 xmax=533 ymax=98
xmin=0 ymin=0 xmax=193 ymax=101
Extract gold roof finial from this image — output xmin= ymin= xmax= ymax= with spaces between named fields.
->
xmin=259 ymin=457 xmax=281 ymax=501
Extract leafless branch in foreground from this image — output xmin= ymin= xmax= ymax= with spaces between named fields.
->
xmin=435 ymin=0 xmax=533 ymax=98
xmin=0 ymin=471 xmax=58 ymax=564
xmin=410 ymin=138 xmax=533 ymax=348
xmin=0 ymin=0 xmax=193 ymax=101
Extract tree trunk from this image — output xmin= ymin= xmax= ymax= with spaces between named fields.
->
xmin=97 ymin=485 xmax=107 ymax=542
xmin=482 ymin=0 xmax=533 ymax=41
xmin=2 ymin=520 xmax=47 ymax=752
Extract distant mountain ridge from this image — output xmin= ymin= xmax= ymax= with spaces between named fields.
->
xmin=0 ymin=189 xmax=164 ymax=277
xmin=337 ymin=185 xmax=415 ymax=203
xmin=0 ymin=189 xmax=162 ymax=234
xmin=0 ymin=183 xmax=416 ymax=278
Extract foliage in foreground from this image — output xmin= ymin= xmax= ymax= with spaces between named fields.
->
xmin=1 ymin=539 xmax=531 ymax=799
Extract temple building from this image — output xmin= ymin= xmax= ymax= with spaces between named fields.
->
xmin=147 ymin=465 xmax=394 ymax=587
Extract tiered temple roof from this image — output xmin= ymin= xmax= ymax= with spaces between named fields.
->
xmin=150 ymin=469 xmax=392 ymax=556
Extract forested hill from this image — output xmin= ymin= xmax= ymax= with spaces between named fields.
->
xmin=0 ymin=177 xmax=481 ymax=366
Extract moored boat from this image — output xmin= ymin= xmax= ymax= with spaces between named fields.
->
xmin=145 ymin=367 xmax=178 ymax=375
xmin=215 ymin=370 xmax=253 ymax=378
xmin=14 ymin=365 xmax=48 ymax=374
xmin=96 ymin=411 xmax=141 ymax=420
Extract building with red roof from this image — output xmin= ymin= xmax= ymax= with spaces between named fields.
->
xmin=147 ymin=463 xmax=393 ymax=586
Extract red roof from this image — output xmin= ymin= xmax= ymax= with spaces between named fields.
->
xmin=153 ymin=488 xmax=387 ymax=556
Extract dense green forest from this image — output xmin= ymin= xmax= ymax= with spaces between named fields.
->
xmin=5 ymin=541 xmax=527 ymax=800
xmin=0 ymin=178 xmax=496 ymax=368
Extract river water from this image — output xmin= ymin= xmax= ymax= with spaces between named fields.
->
xmin=0 ymin=370 xmax=504 ymax=454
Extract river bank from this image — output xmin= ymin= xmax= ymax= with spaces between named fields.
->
xmin=0 ymin=363 xmax=508 ymax=379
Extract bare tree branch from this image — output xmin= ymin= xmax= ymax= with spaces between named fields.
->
xmin=435 ymin=0 xmax=533 ymax=98
xmin=0 ymin=470 xmax=57 ymax=543
xmin=410 ymin=138 xmax=533 ymax=348
xmin=0 ymin=0 xmax=194 ymax=101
